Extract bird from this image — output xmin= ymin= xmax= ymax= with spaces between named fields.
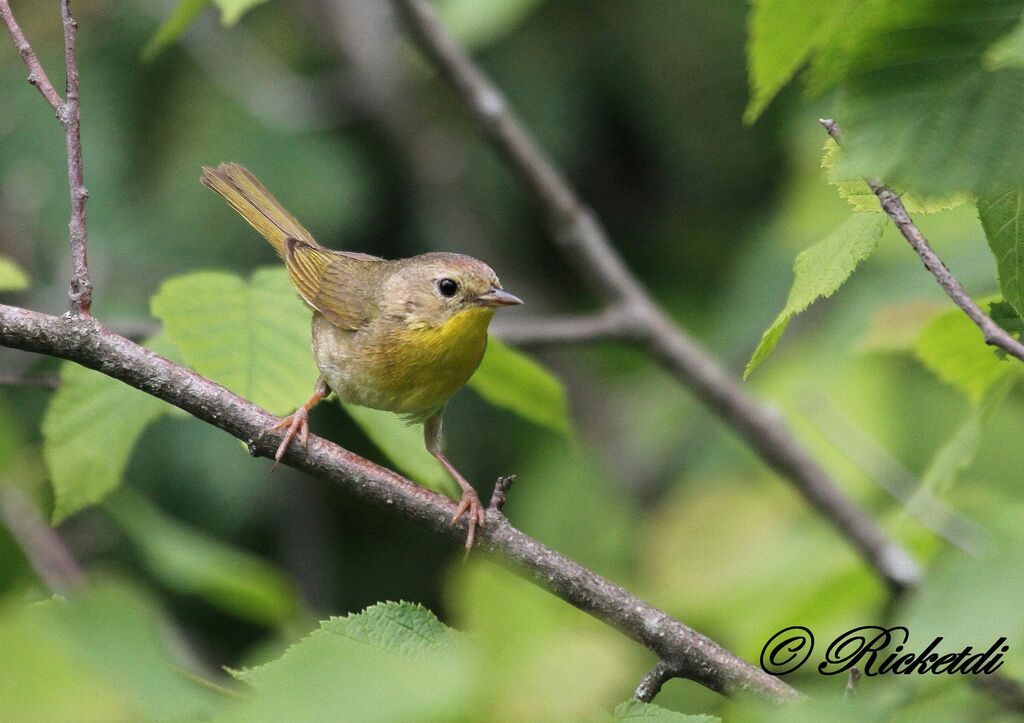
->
xmin=200 ymin=163 xmax=522 ymax=549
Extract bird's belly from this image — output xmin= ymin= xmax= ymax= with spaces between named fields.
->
xmin=310 ymin=311 xmax=489 ymax=417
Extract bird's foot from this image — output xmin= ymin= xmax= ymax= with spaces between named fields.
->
xmin=450 ymin=487 xmax=485 ymax=551
xmin=267 ymin=406 xmax=311 ymax=470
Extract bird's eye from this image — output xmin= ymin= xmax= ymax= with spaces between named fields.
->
xmin=437 ymin=278 xmax=459 ymax=297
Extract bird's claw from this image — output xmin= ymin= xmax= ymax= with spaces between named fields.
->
xmin=450 ymin=488 xmax=485 ymax=551
xmin=268 ymin=407 xmax=310 ymax=470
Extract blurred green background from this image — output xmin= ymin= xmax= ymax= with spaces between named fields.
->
xmin=1 ymin=0 xmax=1022 ymax=720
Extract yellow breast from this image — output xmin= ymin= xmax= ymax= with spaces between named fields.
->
xmin=362 ymin=306 xmax=494 ymax=415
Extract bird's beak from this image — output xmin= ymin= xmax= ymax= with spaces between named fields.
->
xmin=477 ymin=287 xmax=523 ymax=307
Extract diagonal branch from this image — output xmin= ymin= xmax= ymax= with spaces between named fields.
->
xmin=820 ymin=118 xmax=1024 ymax=364
xmin=390 ymin=0 xmax=920 ymax=595
xmin=0 ymin=0 xmax=92 ymax=315
xmin=0 ymin=302 xmax=801 ymax=703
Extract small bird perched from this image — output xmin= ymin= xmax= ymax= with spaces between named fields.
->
xmin=201 ymin=163 xmax=522 ymax=549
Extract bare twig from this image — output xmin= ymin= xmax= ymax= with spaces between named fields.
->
xmin=0 ymin=0 xmax=92 ymax=314
xmin=0 ymin=0 xmax=64 ymax=113
xmin=492 ymin=307 xmax=645 ymax=347
xmin=60 ymin=0 xmax=91 ymax=315
xmin=391 ymin=0 xmax=920 ymax=594
xmin=820 ymin=118 xmax=1024 ymax=363
xmin=0 ymin=303 xmax=802 ymax=703
xmin=487 ymin=474 xmax=516 ymax=513
xmin=634 ymin=660 xmax=674 ymax=703
xmin=0 ymin=485 xmax=84 ymax=594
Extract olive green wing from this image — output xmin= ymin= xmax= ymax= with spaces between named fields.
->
xmin=283 ymin=237 xmax=383 ymax=330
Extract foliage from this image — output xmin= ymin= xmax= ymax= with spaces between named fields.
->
xmin=745 ymin=213 xmax=886 ymax=377
xmin=979 ymin=188 xmax=1024 ymax=318
xmin=3 ymin=0 xmax=1024 ymax=721
xmin=914 ymin=300 xmax=1016 ymax=404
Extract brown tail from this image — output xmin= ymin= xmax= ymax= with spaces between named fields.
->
xmin=200 ymin=163 xmax=318 ymax=257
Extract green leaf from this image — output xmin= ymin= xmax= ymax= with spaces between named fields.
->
xmin=822 ymin=139 xmax=971 ymax=214
xmin=979 ymin=188 xmax=1024 ymax=318
xmin=0 ymin=256 xmax=29 ymax=291
xmin=744 ymin=0 xmax=856 ymax=123
xmin=745 ymin=213 xmax=887 ymax=378
xmin=917 ymin=376 xmax=1013 ymax=499
xmin=213 ymin=0 xmax=269 ymax=26
xmin=469 ymin=336 xmax=570 ymax=434
xmin=225 ymin=602 xmax=470 ymax=721
xmin=614 ymin=700 xmax=719 ymax=722
xmin=43 ymin=335 xmax=177 ymax=522
xmin=151 ymin=268 xmax=319 ymax=415
xmin=819 ymin=2 xmax=1024 ymax=197
xmin=340 ymin=403 xmax=456 ymax=496
xmin=437 ymin=0 xmax=545 ymax=50
xmin=985 ymin=12 xmax=1024 ymax=69
xmin=914 ymin=299 xmax=1015 ymax=404
xmin=0 ymin=578 xmax=221 ymax=721
xmin=142 ymin=0 xmax=209 ymax=61
xmin=105 ymin=488 xmax=301 ymax=626
xmin=990 ymin=299 xmax=1024 ymax=359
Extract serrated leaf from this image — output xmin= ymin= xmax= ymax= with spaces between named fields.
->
xmin=744 ymin=0 xmax=856 ymax=123
xmin=225 ymin=602 xmax=469 ymax=721
xmin=990 ymin=299 xmax=1024 ymax=359
xmin=43 ymin=335 xmax=177 ymax=522
xmin=1 ymin=578 xmax=220 ymax=721
xmin=0 ymin=256 xmax=29 ymax=291
xmin=822 ymin=139 xmax=971 ymax=214
xmin=819 ymin=2 xmax=1024 ymax=197
xmin=105 ymin=488 xmax=300 ymax=626
xmin=469 ymin=336 xmax=569 ymax=434
xmin=142 ymin=0 xmax=209 ymax=61
xmin=914 ymin=299 xmax=1016 ymax=404
xmin=213 ymin=0 xmax=269 ymax=25
xmin=979 ymin=188 xmax=1024 ymax=318
xmin=151 ymin=268 xmax=319 ymax=415
xmin=985 ymin=12 xmax=1024 ymax=69
xmin=614 ymin=700 xmax=719 ymax=722
xmin=745 ymin=213 xmax=886 ymax=378
xmin=340 ymin=403 xmax=456 ymax=496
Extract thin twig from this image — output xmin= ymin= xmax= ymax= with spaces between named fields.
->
xmin=0 ymin=0 xmax=64 ymax=113
xmin=390 ymin=0 xmax=920 ymax=594
xmin=60 ymin=0 xmax=91 ymax=315
xmin=0 ymin=485 xmax=84 ymax=594
xmin=0 ymin=0 xmax=93 ymax=315
xmin=0 ymin=303 xmax=802 ymax=703
xmin=820 ymin=118 xmax=1024 ymax=363
xmin=634 ymin=660 xmax=674 ymax=703
xmin=492 ymin=307 xmax=645 ymax=347
xmin=487 ymin=474 xmax=515 ymax=513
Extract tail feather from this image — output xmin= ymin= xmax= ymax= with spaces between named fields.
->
xmin=200 ymin=163 xmax=317 ymax=257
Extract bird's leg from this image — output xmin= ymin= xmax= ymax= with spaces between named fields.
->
xmin=424 ymin=412 xmax=484 ymax=551
xmin=268 ymin=376 xmax=329 ymax=469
